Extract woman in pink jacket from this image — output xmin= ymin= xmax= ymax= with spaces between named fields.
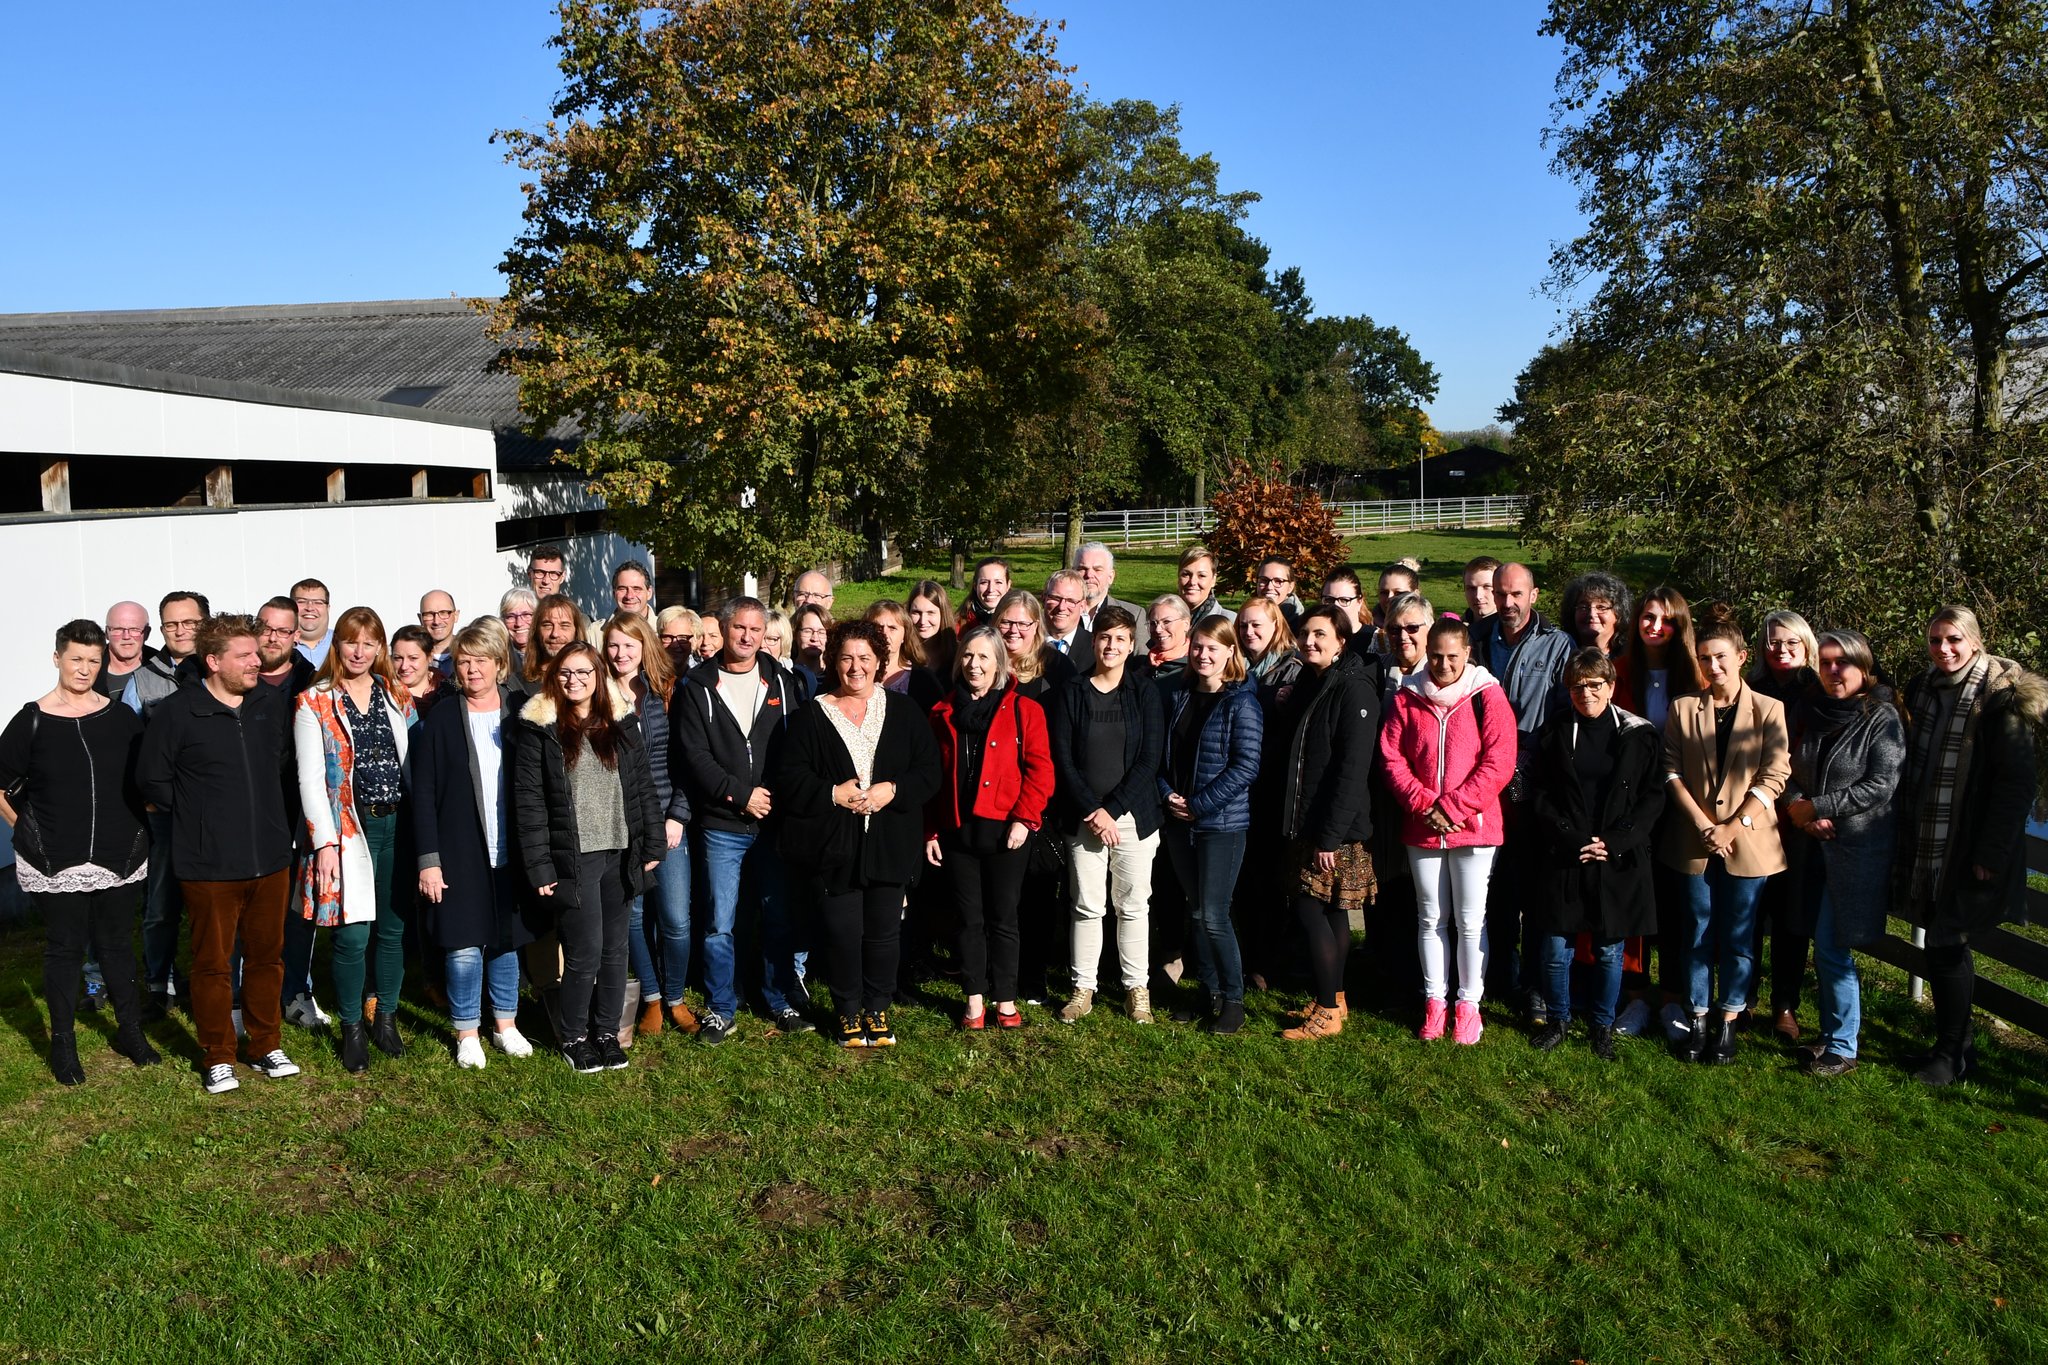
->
xmin=1379 ymin=617 xmax=1520 ymax=1043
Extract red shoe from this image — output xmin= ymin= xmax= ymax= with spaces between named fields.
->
xmin=995 ymin=1007 xmax=1024 ymax=1029
xmin=961 ymin=1008 xmax=985 ymax=1031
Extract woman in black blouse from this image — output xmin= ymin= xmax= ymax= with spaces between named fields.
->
xmin=0 ymin=620 xmax=157 ymax=1084
xmin=775 ymin=621 xmax=943 ymax=1046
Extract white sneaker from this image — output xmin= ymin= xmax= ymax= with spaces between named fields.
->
xmin=203 ymin=1063 xmax=240 ymax=1094
xmin=491 ymin=1026 xmax=534 ymax=1058
xmin=1613 ymin=998 xmax=1651 ymax=1037
xmin=249 ymin=1049 xmax=300 ymax=1079
xmin=231 ymin=1007 xmax=248 ymax=1041
xmin=284 ymin=992 xmax=331 ymax=1029
xmin=1659 ymin=1000 xmax=1691 ymax=1041
xmin=455 ymin=1036 xmax=488 ymax=1069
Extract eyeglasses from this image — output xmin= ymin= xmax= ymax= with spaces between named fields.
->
xmin=1044 ymin=594 xmax=1084 ymax=609
xmin=162 ymin=619 xmax=202 ymax=632
xmin=1322 ymin=594 xmax=1359 ymax=607
xmin=419 ymin=610 xmax=456 ymax=621
xmin=996 ymin=620 xmax=1034 ymax=635
xmin=259 ymin=625 xmax=296 ymax=639
xmin=503 ymin=611 xmax=534 ymax=625
xmin=107 ymin=626 xmax=148 ymax=637
xmin=292 ymin=596 xmax=328 ymax=608
xmin=557 ymin=667 xmax=597 ymax=681
xmin=1256 ymin=576 xmax=1293 ymax=588
xmin=1569 ymin=681 xmax=1612 ymax=694
xmin=1391 ymin=622 xmax=1428 ymax=635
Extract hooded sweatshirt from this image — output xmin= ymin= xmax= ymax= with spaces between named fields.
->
xmin=1377 ymin=663 xmax=1520 ymax=849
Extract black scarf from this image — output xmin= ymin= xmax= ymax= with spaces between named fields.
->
xmin=951 ymin=683 xmax=1005 ymax=811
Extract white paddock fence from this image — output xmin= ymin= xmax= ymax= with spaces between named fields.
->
xmin=1019 ymin=496 xmax=1528 ymax=547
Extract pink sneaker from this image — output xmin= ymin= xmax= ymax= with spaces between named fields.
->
xmin=1419 ymin=997 xmax=1448 ymax=1041
xmin=1453 ymin=1000 xmax=1483 ymax=1045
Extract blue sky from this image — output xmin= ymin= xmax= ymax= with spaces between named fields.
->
xmin=3 ymin=2 xmax=1581 ymax=430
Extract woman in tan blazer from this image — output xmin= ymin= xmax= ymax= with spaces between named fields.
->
xmin=1658 ymin=604 xmax=1790 ymax=1065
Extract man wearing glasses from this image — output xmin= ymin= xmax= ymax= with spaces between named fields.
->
xmin=94 ymin=601 xmax=154 ymax=699
xmin=291 ymin=578 xmax=332 ymax=668
xmin=256 ymin=597 xmax=317 ymax=697
xmin=527 ymin=546 xmax=567 ymax=599
xmin=127 ymin=590 xmax=210 ymax=1020
xmin=791 ymin=570 xmax=834 ymax=615
xmin=1253 ymin=558 xmax=1305 ymax=631
xmin=418 ymin=590 xmax=460 ymax=675
xmin=1041 ymin=571 xmax=1092 ymax=659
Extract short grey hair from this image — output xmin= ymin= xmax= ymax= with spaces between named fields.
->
xmin=1074 ymin=541 xmax=1115 ymax=569
xmin=1384 ymin=591 xmax=1435 ymax=624
xmin=1045 ymin=568 xmax=1085 ymax=597
xmin=498 ymin=587 xmax=537 ymax=617
xmin=719 ymin=595 xmax=767 ymax=630
xmin=1147 ymin=593 xmax=1191 ymax=624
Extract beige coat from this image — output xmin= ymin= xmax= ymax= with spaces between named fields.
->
xmin=1658 ymin=684 xmax=1791 ymax=878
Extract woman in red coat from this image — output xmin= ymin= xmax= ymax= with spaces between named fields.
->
xmin=1379 ymin=617 xmax=1519 ymax=1045
xmin=926 ymin=626 xmax=1055 ymax=1029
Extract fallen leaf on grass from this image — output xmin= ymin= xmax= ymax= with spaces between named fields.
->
xmin=1500 ymin=1139 xmax=1510 ymax=1148
xmin=651 ymin=1174 xmax=662 ymax=1187
xmin=1994 ymin=1298 xmax=2008 ymax=1309
xmin=1987 ymin=1123 xmax=2006 ymax=1133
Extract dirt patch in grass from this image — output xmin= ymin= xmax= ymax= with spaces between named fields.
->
xmin=751 ymin=1181 xmax=934 ymax=1233
xmin=1022 ymin=1133 xmax=1110 ymax=1161
xmin=669 ymin=1132 xmax=747 ymax=1164
xmin=753 ymin=1181 xmax=833 ymax=1230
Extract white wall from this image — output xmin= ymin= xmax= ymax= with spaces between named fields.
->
xmin=494 ymin=471 xmax=657 ymax=623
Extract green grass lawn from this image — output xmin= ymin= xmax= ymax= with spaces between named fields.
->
xmin=2 ymin=918 xmax=2045 ymax=1361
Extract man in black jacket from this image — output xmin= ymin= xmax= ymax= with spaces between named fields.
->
xmin=671 ymin=597 xmax=811 ymax=1044
xmin=136 ymin=614 xmax=302 ymax=1094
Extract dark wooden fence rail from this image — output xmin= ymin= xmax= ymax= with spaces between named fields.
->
xmin=1863 ymin=832 xmax=2048 ymax=1037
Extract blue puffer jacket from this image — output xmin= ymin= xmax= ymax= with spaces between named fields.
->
xmin=1157 ymin=680 xmax=1263 ymax=834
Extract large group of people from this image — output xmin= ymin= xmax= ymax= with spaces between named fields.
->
xmin=1 ymin=538 xmax=2041 ymax=1095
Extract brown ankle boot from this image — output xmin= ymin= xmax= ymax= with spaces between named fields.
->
xmin=1282 ymin=1003 xmax=1344 ymax=1041
xmin=636 ymin=999 xmax=664 ymax=1038
xmin=666 ymin=1000 xmax=700 ymax=1034
xmin=1333 ymin=990 xmax=1349 ymax=1020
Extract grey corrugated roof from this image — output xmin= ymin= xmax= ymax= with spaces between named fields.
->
xmin=0 ymin=299 xmax=578 ymax=471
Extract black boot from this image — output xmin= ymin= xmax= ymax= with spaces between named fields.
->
xmin=371 ymin=1012 xmax=406 ymax=1058
xmin=49 ymin=1032 xmax=85 ymax=1086
xmin=1208 ymin=1001 xmax=1247 ymax=1036
xmin=1703 ymin=1015 xmax=1738 ymax=1065
xmin=113 ymin=1019 xmax=162 ymax=1067
xmin=1670 ymin=1015 xmax=1705 ymax=1063
xmin=1587 ymin=1024 xmax=1616 ymax=1061
xmin=339 ymin=1021 xmax=370 ymax=1074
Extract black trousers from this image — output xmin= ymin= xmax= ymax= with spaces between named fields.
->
xmin=42 ymin=885 xmax=143 ymax=1034
xmin=947 ymin=834 xmax=1026 ymax=1001
xmin=1756 ymin=871 xmax=1809 ymax=1011
xmin=557 ymin=851 xmax=629 ymax=1044
xmin=819 ymin=880 xmax=904 ymax=1016
xmin=1925 ymin=941 xmax=1977 ymax=1059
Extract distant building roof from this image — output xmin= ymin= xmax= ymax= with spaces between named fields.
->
xmin=0 ymin=298 xmax=575 ymax=472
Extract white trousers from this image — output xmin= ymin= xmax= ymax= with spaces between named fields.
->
xmin=1410 ymin=845 xmax=1496 ymax=1003
xmin=1068 ymin=813 xmax=1157 ymax=992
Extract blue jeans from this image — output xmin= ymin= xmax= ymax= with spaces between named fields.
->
xmin=1545 ymin=933 xmax=1623 ymax=1030
xmin=697 ymin=826 xmax=799 ymax=1019
xmin=1683 ymin=863 xmax=1765 ymax=1013
xmin=628 ymin=837 xmax=693 ymax=1004
xmin=141 ymin=808 xmax=183 ymax=990
xmin=446 ymin=945 xmax=521 ymax=1031
xmin=1164 ymin=827 xmax=1247 ymax=1005
xmin=1811 ymin=887 xmax=1861 ymax=1059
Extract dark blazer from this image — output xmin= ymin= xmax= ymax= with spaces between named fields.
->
xmin=774 ymin=690 xmax=943 ymax=888
xmin=411 ymin=687 xmax=541 ymax=952
xmin=510 ymin=692 xmax=666 ymax=908
xmin=1784 ymin=687 xmax=1905 ymax=947
xmin=1531 ymin=706 xmax=1666 ymax=937
xmin=1047 ymin=669 xmax=1165 ymax=839
xmin=1279 ymin=650 xmax=1379 ymax=850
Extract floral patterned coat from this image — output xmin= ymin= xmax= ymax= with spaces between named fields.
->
xmin=294 ymin=678 xmax=417 ymax=925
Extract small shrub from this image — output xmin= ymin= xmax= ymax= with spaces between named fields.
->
xmin=1207 ymin=460 xmax=1349 ymax=593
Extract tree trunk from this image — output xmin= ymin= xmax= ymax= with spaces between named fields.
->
xmin=1193 ymin=463 xmax=1206 ymax=509
xmin=950 ymin=539 xmax=966 ymax=592
xmin=1062 ymin=497 xmax=1084 ymax=571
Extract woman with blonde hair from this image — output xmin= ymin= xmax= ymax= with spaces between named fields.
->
xmin=1156 ymin=616 xmax=1263 ymax=1033
xmin=293 ymin=606 xmax=419 ymax=1072
xmin=603 ymin=612 xmax=697 ymax=1040
xmin=992 ymin=589 xmax=1074 ymax=704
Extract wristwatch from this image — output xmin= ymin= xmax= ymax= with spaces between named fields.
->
xmin=1739 ymin=814 xmax=1754 ymax=829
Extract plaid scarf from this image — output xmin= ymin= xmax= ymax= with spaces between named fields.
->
xmin=1908 ymin=653 xmax=1988 ymax=901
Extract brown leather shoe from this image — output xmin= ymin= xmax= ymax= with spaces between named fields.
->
xmin=1773 ymin=1008 xmax=1800 ymax=1045
xmin=1282 ymin=1003 xmax=1344 ymax=1041
xmin=637 ymin=1000 xmax=664 ymax=1038
xmin=666 ymin=1000 xmax=700 ymax=1035
xmin=1334 ymin=990 xmax=1349 ymax=1020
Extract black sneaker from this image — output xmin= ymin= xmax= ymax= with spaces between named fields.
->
xmin=773 ymin=1006 xmax=815 ymax=1035
xmin=202 ymin=1063 xmax=240 ymax=1095
xmin=1531 ymin=1020 xmax=1568 ymax=1052
xmin=248 ymin=1049 xmax=301 ymax=1079
xmin=863 ymin=1010 xmax=896 ymax=1047
xmin=697 ymin=1012 xmax=732 ymax=1047
xmin=595 ymin=1033 xmax=629 ymax=1070
xmin=563 ymin=1038 xmax=603 ymax=1074
xmin=1587 ymin=1024 xmax=1616 ymax=1061
xmin=835 ymin=1014 xmax=869 ymax=1049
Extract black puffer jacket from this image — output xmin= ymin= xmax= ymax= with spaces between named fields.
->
xmin=511 ymin=690 xmax=665 ymax=908
xmin=1279 ymin=650 xmax=1379 ymax=850
xmin=1530 ymin=706 xmax=1666 ymax=937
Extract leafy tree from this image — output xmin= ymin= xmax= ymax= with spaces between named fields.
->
xmin=484 ymin=0 xmax=1077 ymax=596
xmin=1513 ymin=0 xmax=2048 ymax=673
xmin=1257 ymin=269 xmax=1440 ymax=479
xmin=1205 ymin=459 xmax=1349 ymax=593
